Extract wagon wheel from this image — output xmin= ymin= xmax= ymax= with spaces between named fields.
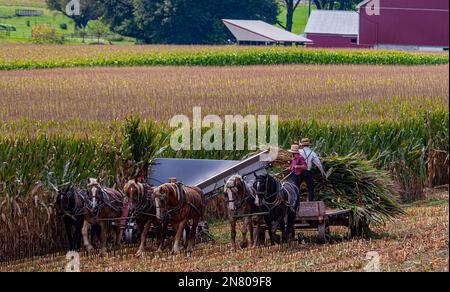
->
xmin=318 ymin=221 xmax=331 ymax=244
xmin=350 ymin=223 xmax=363 ymax=238
xmin=350 ymin=214 xmax=364 ymax=238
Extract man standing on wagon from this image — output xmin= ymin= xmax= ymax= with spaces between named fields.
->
xmin=299 ymin=138 xmax=326 ymax=202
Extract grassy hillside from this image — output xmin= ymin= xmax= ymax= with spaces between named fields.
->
xmin=0 ymin=1 xmax=133 ymax=44
xmin=0 ymin=5 xmax=75 ymax=43
xmin=0 ymin=0 xmax=46 ymax=7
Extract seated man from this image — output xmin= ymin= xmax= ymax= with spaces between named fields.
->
xmin=287 ymin=144 xmax=307 ymax=187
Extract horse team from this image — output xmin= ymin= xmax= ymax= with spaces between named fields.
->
xmin=56 ymin=171 xmax=300 ymax=257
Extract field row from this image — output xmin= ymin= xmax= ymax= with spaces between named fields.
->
xmin=0 ymin=45 xmax=448 ymax=70
xmin=0 ymin=64 xmax=448 ymax=137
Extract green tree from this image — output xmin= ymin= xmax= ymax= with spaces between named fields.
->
xmin=31 ymin=24 xmax=64 ymax=44
xmin=87 ymin=19 xmax=109 ymax=43
xmin=312 ymin=0 xmax=359 ymax=10
xmin=46 ymin=0 xmax=103 ymax=29
xmin=101 ymin=0 xmax=279 ymax=44
xmin=279 ymin=0 xmax=360 ymax=33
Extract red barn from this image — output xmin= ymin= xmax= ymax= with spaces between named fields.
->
xmin=305 ymin=0 xmax=449 ymax=50
xmin=305 ymin=10 xmax=362 ymax=48
xmin=358 ymin=0 xmax=449 ymax=50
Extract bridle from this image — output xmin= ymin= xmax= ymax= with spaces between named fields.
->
xmin=59 ymin=189 xmax=85 ymax=220
xmin=154 ymin=183 xmax=186 ymax=222
xmin=225 ymin=176 xmax=257 ymax=214
xmin=255 ymin=175 xmax=283 ymax=211
xmin=124 ymin=181 xmax=155 ymax=217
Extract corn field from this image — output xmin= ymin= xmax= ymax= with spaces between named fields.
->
xmin=0 ymin=50 xmax=448 ymax=264
xmin=0 ymin=45 xmax=448 ymax=70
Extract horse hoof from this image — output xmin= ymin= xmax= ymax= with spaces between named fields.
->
xmin=135 ymin=250 xmax=144 ymax=258
xmin=240 ymin=242 xmax=249 ymax=249
xmin=86 ymin=245 xmax=94 ymax=253
xmin=99 ymin=249 xmax=108 ymax=257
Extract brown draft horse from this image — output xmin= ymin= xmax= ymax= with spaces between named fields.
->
xmin=123 ymin=180 xmax=164 ymax=257
xmin=224 ymin=175 xmax=263 ymax=250
xmin=152 ymin=183 xmax=204 ymax=254
xmin=82 ymin=178 xmax=125 ymax=256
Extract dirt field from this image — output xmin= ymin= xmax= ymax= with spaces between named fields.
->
xmin=1 ymin=191 xmax=447 ymax=272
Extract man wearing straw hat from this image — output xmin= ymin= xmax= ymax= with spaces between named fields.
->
xmin=298 ymin=138 xmax=326 ymax=202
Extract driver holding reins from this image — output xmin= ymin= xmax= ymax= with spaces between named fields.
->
xmin=288 ymin=139 xmax=326 ymax=202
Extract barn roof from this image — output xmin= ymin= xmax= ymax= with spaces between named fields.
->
xmin=305 ymin=10 xmax=359 ymax=36
xmin=222 ymin=19 xmax=312 ymax=43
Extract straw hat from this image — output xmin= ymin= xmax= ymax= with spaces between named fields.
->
xmin=288 ymin=144 xmax=301 ymax=154
xmin=301 ymin=138 xmax=311 ymax=147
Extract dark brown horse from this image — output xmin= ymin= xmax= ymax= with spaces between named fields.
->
xmin=224 ymin=175 xmax=263 ymax=250
xmin=254 ymin=174 xmax=299 ymax=245
xmin=123 ymin=180 xmax=164 ymax=257
xmin=82 ymin=178 xmax=124 ymax=256
xmin=55 ymin=186 xmax=86 ymax=251
xmin=152 ymin=183 xmax=204 ymax=254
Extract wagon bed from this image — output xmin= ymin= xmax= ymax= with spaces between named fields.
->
xmin=260 ymin=201 xmax=359 ymax=244
xmin=293 ymin=201 xmax=359 ymax=243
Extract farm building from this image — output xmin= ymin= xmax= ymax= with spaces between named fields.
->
xmin=305 ymin=0 xmax=449 ymax=50
xmin=222 ymin=19 xmax=312 ymax=45
xmin=304 ymin=10 xmax=362 ymax=48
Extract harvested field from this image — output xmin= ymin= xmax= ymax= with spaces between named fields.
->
xmin=0 ymin=64 xmax=448 ymax=135
xmin=0 ymin=192 xmax=447 ymax=272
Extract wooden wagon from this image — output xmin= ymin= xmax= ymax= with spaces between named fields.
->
xmin=293 ymin=201 xmax=361 ymax=244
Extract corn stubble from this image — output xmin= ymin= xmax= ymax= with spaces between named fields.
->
xmin=0 ymin=194 xmax=447 ymax=272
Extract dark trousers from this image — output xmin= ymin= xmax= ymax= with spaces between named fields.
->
xmin=289 ymin=171 xmax=315 ymax=202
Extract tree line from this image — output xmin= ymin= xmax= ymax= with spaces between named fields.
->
xmin=46 ymin=0 xmax=360 ymax=44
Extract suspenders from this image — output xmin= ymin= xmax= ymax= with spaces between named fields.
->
xmin=302 ymin=149 xmax=313 ymax=171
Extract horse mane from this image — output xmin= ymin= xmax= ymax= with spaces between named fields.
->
xmin=225 ymin=175 xmax=243 ymax=188
xmin=124 ymin=180 xmax=144 ymax=196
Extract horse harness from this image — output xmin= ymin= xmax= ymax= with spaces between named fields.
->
xmin=62 ymin=189 xmax=86 ymax=221
xmin=129 ymin=183 xmax=156 ymax=218
xmin=159 ymin=183 xmax=202 ymax=223
xmin=258 ymin=176 xmax=299 ymax=212
xmin=226 ymin=180 xmax=257 ymax=216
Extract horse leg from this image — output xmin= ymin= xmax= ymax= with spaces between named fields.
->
xmin=252 ymin=216 xmax=261 ymax=248
xmin=248 ymin=217 xmax=254 ymax=248
xmin=82 ymin=219 xmax=94 ymax=252
xmin=65 ymin=219 xmax=74 ymax=251
xmin=173 ymin=219 xmax=188 ymax=254
xmin=280 ymin=218 xmax=287 ymax=244
xmin=183 ymin=224 xmax=191 ymax=249
xmin=187 ymin=215 xmax=200 ymax=255
xmin=286 ymin=210 xmax=296 ymax=243
xmin=114 ymin=225 xmax=122 ymax=248
xmin=74 ymin=218 xmax=83 ymax=251
xmin=136 ymin=220 xmax=151 ymax=258
xmin=230 ymin=219 xmax=237 ymax=251
xmin=240 ymin=217 xmax=250 ymax=249
xmin=265 ymin=217 xmax=276 ymax=246
xmin=156 ymin=222 xmax=167 ymax=253
xmin=99 ymin=222 xmax=108 ymax=257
